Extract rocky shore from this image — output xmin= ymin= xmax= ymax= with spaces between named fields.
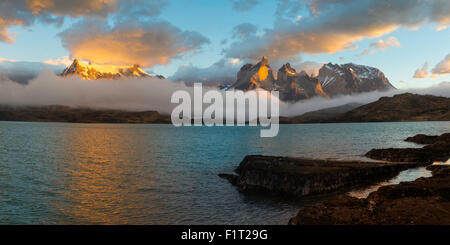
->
xmin=365 ymin=133 xmax=450 ymax=163
xmin=219 ymin=155 xmax=426 ymax=198
xmin=220 ymin=133 xmax=449 ymax=225
xmin=289 ymin=165 xmax=450 ymax=225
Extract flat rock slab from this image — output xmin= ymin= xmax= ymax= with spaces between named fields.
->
xmin=219 ymin=155 xmax=426 ymax=198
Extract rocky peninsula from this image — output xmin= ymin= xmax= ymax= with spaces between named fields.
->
xmin=219 ymin=156 xmax=426 ymax=198
xmin=220 ymin=133 xmax=450 ymax=225
xmin=366 ymin=133 xmax=450 ymax=163
xmin=289 ymin=165 xmax=450 ymax=225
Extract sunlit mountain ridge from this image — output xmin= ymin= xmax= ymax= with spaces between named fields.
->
xmin=61 ymin=59 xmax=164 ymax=80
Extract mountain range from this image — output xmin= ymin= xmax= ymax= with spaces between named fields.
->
xmin=58 ymin=57 xmax=395 ymax=102
xmin=228 ymin=57 xmax=395 ymax=102
xmin=61 ymin=59 xmax=164 ymax=80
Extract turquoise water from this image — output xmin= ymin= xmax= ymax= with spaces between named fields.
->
xmin=0 ymin=121 xmax=449 ymax=224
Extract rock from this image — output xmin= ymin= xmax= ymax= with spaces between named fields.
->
xmin=289 ymin=166 xmax=450 ymax=225
xmin=229 ymin=58 xmax=397 ymax=102
xmin=218 ymin=173 xmax=238 ymax=186
xmin=277 ymin=63 xmax=329 ymax=102
xmin=365 ymin=148 xmax=432 ymax=163
xmin=316 ymin=63 xmax=395 ymax=97
xmin=405 ymin=134 xmax=439 ymax=144
xmin=61 ymin=59 xmax=157 ymax=80
xmin=230 ymin=56 xmax=276 ymax=91
xmin=219 ymin=155 xmax=425 ymax=198
xmin=365 ymin=133 xmax=450 ymax=163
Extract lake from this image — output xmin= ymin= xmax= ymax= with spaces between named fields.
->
xmin=0 ymin=121 xmax=449 ymax=224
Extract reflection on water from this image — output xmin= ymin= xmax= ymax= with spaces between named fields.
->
xmin=348 ymin=167 xmax=432 ymax=199
xmin=0 ymin=121 xmax=449 ymax=224
xmin=58 ymin=127 xmax=155 ymax=224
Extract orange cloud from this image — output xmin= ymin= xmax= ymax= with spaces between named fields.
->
xmin=25 ymin=0 xmax=117 ymax=16
xmin=432 ymin=54 xmax=450 ymax=75
xmin=413 ymin=62 xmax=429 ymax=79
xmin=361 ymin=36 xmax=401 ymax=55
xmin=60 ymin=20 xmax=209 ymax=68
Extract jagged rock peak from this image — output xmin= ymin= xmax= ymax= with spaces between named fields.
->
xmin=260 ymin=56 xmax=269 ymax=66
xmin=317 ymin=62 xmax=395 ymax=97
xmin=60 ymin=59 xmax=161 ymax=80
xmin=279 ymin=63 xmax=296 ymax=73
xmin=230 ymin=56 xmax=276 ymax=91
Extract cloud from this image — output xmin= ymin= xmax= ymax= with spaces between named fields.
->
xmin=361 ymin=36 xmax=400 ymax=55
xmin=295 ymin=61 xmax=324 ymax=77
xmin=0 ymin=57 xmax=16 ymax=62
xmin=43 ymin=56 xmax=73 ymax=67
xmin=0 ymin=71 xmax=276 ymax=117
xmin=282 ymin=82 xmax=450 ymax=117
xmin=224 ymin=0 xmax=450 ymax=61
xmin=0 ymin=0 xmax=122 ymax=43
xmin=59 ymin=19 xmax=210 ymax=68
xmin=229 ymin=0 xmax=260 ymax=13
xmin=0 ymin=71 xmax=183 ymax=113
xmin=413 ymin=62 xmax=429 ymax=78
xmin=0 ymin=59 xmax=63 ymax=84
xmin=1 ymin=70 xmax=449 ymax=119
xmin=232 ymin=23 xmax=258 ymax=39
xmin=432 ymin=54 xmax=450 ymax=74
xmin=0 ymin=0 xmax=173 ymax=43
xmin=114 ymin=0 xmax=169 ymax=22
xmin=170 ymin=58 xmax=245 ymax=85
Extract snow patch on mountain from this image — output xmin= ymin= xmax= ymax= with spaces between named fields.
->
xmin=61 ymin=59 xmax=156 ymax=80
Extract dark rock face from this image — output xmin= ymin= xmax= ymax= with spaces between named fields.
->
xmin=230 ymin=56 xmax=276 ymax=91
xmin=317 ymin=63 xmax=395 ymax=97
xmin=366 ymin=133 xmax=450 ymax=163
xmin=365 ymin=148 xmax=432 ymax=163
xmin=277 ymin=63 xmax=329 ymax=102
xmin=405 ymin=134 xmax=440 ymax=144
xmin=229 ymin=58 xmax=395 ymax=102
xmin=219 ymin=155 xmax=425 ymax=198
xmin=289 ymin=166 xmax=450 ymax=225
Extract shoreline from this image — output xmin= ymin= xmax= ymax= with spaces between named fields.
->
xmin=220 ymin=133 xmax=450 ymax=225
xmin=289 ymin=164 xmax=450 ymax=225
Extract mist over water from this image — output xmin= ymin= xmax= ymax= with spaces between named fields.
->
xmin=0 ymin=71 xmax=449 ymax=117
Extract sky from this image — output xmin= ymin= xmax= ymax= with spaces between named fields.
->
xmin=0 ymin=0 xmax=449 ymax=89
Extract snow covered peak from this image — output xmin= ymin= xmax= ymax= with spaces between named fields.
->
xmin=317 ymin=62 xmax=395 ymax=96
xmin=321 ymin=62 xmax=384 ymax=80
xmin=61 ymin=59 xmax=154 ymax=80
xmin=341 ymin=63 xmax=382 ymax=79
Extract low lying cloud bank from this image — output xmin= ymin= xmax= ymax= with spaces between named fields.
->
xmin=0 ymin=60 xmax=64 ymax=84
xmin=170 ymin=58 xmax=243 ymax=85
xmin=0 ymin=72 xmax=449 ymax=118
xmin=282 ymin=82 xmax=450 ymax=117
